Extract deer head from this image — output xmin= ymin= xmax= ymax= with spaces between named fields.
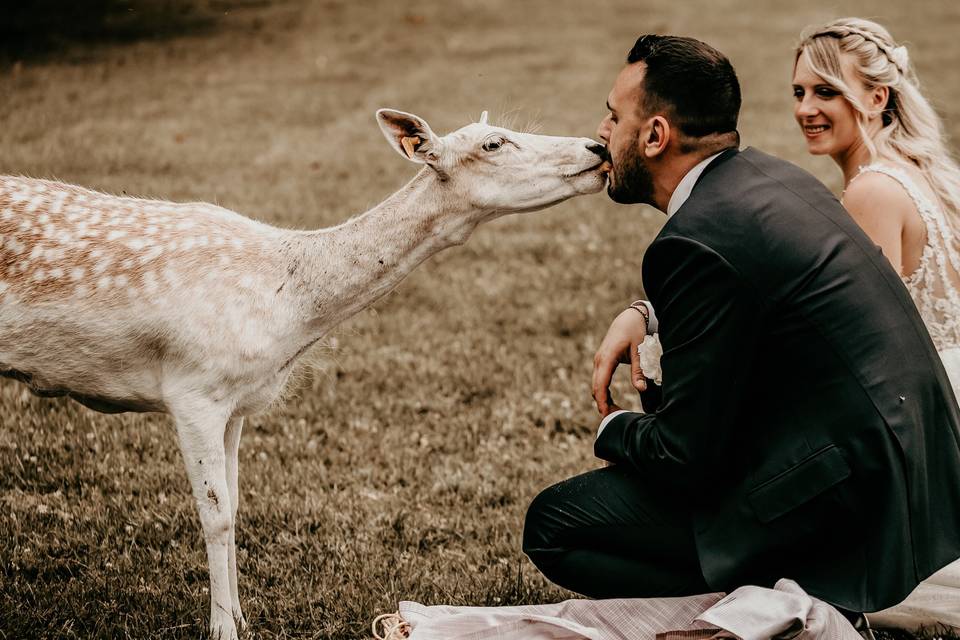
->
xmin=377 ymin=109 xmax=609 ymax=217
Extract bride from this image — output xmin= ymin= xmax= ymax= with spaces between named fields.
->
xmin=793 ymin=17 xmax=960 ymax=631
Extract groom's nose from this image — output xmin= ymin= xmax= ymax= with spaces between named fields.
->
xmin=597 ymin=117 xmax=612 ymax=144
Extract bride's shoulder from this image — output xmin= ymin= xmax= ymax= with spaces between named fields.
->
xmin=842 ymin=167 xmax=921 ymax=228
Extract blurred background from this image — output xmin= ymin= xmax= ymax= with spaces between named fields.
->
xmin=1 ymin=1 xmax=958 ymax=637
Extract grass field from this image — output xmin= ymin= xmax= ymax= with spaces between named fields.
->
xmin=2 ymin=1 xmax=960 ymax=638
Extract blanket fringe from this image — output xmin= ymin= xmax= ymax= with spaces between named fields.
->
xmin=372 ymin=612 xmax=411 ymax=640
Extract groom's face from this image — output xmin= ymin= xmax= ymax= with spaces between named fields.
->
xmin=597 ymin=63 xmax=656 ymax=205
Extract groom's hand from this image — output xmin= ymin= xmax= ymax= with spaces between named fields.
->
xmin=592 ymin=308 xmax=648 ymax=416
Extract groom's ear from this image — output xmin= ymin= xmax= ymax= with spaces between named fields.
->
xmin=641 ymin=115 xmax=670 ymax=158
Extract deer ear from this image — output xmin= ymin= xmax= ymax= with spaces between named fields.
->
xmin=478 ymin=110 xmax=489 ymax=125
xmin=376 ymin=109 xmax=441 ymax=164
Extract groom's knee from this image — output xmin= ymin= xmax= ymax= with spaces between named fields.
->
xmin=522 ymin=483 xmax=563 ymax=565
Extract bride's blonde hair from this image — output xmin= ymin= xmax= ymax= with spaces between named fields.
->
xmin=797 ymin=18 xmax=960 ymax=231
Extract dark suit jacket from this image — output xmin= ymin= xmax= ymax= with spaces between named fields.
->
xmin=595 ymin=147 xmax=960 ymax=612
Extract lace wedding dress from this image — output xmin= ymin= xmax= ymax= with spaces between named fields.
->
xmin=854 ymin=164 xmax=960 ymax=631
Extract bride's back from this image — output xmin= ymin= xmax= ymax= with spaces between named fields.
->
xmin=851 ymin=163 xmax=960 ymax=352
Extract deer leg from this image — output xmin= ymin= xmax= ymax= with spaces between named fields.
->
xmin=172 ymin=404 xmax=237 ymax=640
xmin=224 ymin=416 xmax=245 ymax=629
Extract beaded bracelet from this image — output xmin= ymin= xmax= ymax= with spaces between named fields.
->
xmin=628 ymin=300 xmax=650 ymax=324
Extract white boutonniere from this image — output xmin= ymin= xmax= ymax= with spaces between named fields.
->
xmin=637 ymin=333 xmax=663 ymax=386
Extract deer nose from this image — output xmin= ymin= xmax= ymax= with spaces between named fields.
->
xmin=587 ymin=143 xmax=609 ymax=161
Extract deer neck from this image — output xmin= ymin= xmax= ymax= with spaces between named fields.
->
xmin=290 ymin=168 xmax=477 ymax=334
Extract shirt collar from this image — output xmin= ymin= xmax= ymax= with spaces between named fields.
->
xmin=666 ymin=151 xmax=725 ymax=217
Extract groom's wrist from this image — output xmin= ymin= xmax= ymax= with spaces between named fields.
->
xmin=628 ymin=300 xmax=658 ymax=334
xmin=597 ymin=409 xmax=628 ymax=440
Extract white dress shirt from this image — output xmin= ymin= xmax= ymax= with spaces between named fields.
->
xmin=597 ymin=151 xmax=725 ymax=437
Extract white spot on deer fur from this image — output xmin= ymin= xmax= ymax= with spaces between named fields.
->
xmin=5 ymin=237 xmax=24 ymax=254
xmin=114 ymin=274 xmax=129 ymax=287
xmin=106 ymin=230 xmax=127 ymax=241
xmin=232 ymin=239 xmax=244 ymax=249
xmin=176 ymin=220 xmax=194 ymax=230
xmin=168 ymin=240 xmax=178 ymax=251
xmin=49 ymin=267 xmax=64 ymax=279
xmin=89 ymin=212 xmax=102 ymax=225
xmin=10 ymin=191 xmax=28 ymax=203
xmin=93 ymin=258 xmax=112 ymax=274
xmin=182 ymin=237 xmax=195 ymax=250
xmin=50 ymin=193 xmax=66 ymax=214
xmin=139 ymin=247 xmax=164 ymax=264
xmin=38 ymin=213 xmax=50 ymax=224
xmin=145 ymin=225 xmax=158 ymax=235
xmin=75 ymin=284 xmax=89 ymax=298
xmin=213 ymin=236 xmax=225 ymax=246
xmin=29 ymin=245 xmax=43 ymax=260
xmin=1 ymin=207 xmax=13 ymax=219
xmin=219 ymin=255 xmax=231 ymax=266
xmin=18 ymin=220 xmax=31 ymax=231
xmin=163 ymin=268 xmax=180 ymax=287
xmin=32 ymin=269 xmax=47 ymax=281
xmin=0 ymin=282 xmax=8 ymax=295
xmin=97 ymin=276 xmax=112 ymax=290
xmin=143 ymin=271 xmax=158 ymax=293
xmin=26 ymin=196 xmax=44 ymax=213
xmin=44 ymin=247 xmax=66 ymax=261
xmin=70 ymin=267 xmax=85 ymax=281
xmin=91 ymin=249 xmax=104 ymax=259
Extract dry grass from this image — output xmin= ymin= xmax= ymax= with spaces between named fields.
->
xmin=1 ymin=1 xmax=959 ymax=638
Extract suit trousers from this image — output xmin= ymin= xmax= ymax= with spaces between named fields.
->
xmin=522 ymin=464 xmax=711 ymax=598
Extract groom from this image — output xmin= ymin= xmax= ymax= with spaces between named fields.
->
xmin=523 ymin=35 xmax=960 ymax=616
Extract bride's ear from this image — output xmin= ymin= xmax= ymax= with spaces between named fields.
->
xmin=867 ymin=85 xmax=890 ymax=120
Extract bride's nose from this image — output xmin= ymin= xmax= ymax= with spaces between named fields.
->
xmin=795 ymin=94 xmax=819 ymax=119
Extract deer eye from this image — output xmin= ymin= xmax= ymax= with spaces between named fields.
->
xmin=482 ymin=136 xmax=505 ymax=152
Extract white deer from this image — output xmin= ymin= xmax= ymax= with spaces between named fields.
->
xmin=0 ymin=109 xmax=608 ymax=639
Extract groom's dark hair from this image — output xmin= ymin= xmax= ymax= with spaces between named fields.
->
xmin=627 ymin=35 xmax=741 ymax=142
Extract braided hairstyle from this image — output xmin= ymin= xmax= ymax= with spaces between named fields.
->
xmin=797 ymin=18 xmax=960 ymax=233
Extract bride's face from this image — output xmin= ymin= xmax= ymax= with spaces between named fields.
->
xmin=791 ymin=52 xmax=867 ymax=158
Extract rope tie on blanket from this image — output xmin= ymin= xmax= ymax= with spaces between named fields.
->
xmin=372 ymin=612 xmax=411 ymax=640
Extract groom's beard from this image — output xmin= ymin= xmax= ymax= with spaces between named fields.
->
xmin=607 ymin=143 xmax=655 ymax=205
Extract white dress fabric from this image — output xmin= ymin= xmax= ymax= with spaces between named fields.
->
xmin=850 ymin=164 xmax=960 ymax=631
xmin=388 ymin=579 xmax=860 ymax=640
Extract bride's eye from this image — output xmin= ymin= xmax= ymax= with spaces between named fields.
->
xmin=815 ymin=86 xmax=839 ymax=98
xmin=792 ymin=87 xmax=804 ymax=100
